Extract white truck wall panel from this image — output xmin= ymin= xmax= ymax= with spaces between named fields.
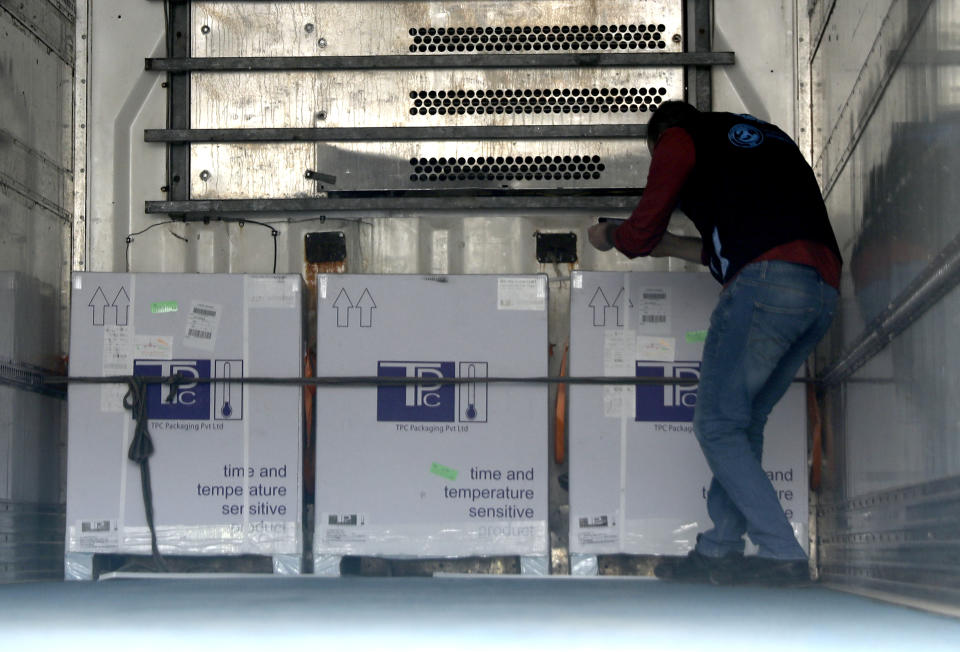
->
xmin=568 ymin=271 xmax=808 ymax=556
xmin=0 ymin=272 xmax=60 ymax=368
xmin=0 ymin=388 xmax=61 ymax=504
xmin=66 ymin=273 xmax=303 ymax=556
xmin=0 ymin=272 xmax=62 ymax=503
xmin=0 ymin=384 xmax=61 ymax=504
xmin=0 ymin=8 xmax=72 ymax=294
xmin=314 ymin=274 xmax=548 ymax=558
xmin=817 ymin=1 xmax=960 ymax=494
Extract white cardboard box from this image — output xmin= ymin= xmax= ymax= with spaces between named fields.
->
xmin=66 ymin=273 xmax=303 ymax=556
xmin=569 ymin=271 xmax=808 ymax=556
xmin=314 ymin=274 xmax=549 ymax=559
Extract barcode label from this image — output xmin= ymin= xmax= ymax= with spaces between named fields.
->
xmin=184 ymin=301 xmax=222 ymax=350
xmin=578 ymin=516 xmax=609 ymax=528
xmin=81 ymin=520 xmax=111 ymax=533
xmin=638 ymin=287 xmax=671 ymax=332
xmin=328 ymin=513 xmax=362 ymax=526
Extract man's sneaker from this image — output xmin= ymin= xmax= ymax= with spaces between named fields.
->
xmin=710 ymin=556 xmax=811 ymax=587
xmin=653 ymin=550 xmax=743 ymax=583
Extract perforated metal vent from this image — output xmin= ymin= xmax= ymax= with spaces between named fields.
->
xmin=407 ymin=155 xmax=606 ymax=183
xmin=409 ymin=87 xmax=667 ymax=116
xmin=408 ymin=24 xmax=670 ymax=52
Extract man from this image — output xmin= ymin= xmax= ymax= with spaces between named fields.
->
xmin=588 ymin=101 xmax=841 ymax=585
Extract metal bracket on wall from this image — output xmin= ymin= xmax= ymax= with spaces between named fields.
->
xmin=165 ymin=0 xmax=191 ymax=206
xmin=305 ymin=232 xmax=347 ymax=264
xmin=304 ymin=170 xmax=337 ymax=185
xmin=535 ymin=232 xmax=578 ymax=264
xmin=146 ymin=194 xmax=641 ymax=215
xmin=146 ymin=124 xmax=648 ymax=143
xmin=305 ymin=169 xmax=337 ymax=194
xmin=690 ymin=0 xmax=713 ymax=111
xmin=145 ymin=52 xmax=734 ymax=72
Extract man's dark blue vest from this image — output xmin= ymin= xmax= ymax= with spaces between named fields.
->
xmin=678 ymin=112 xmax=842 ymax=284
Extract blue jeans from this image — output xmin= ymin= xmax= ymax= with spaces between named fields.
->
xmin=693 ymin=261 xmax=838 ymax=560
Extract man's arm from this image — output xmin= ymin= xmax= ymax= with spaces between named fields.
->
xmin=588 ymin=222 xmax=704 ymax=265
xmin=648 ymin=231 xmax=703 ymax=263
xmin=587 ymin=127 xmax=697 ymax=257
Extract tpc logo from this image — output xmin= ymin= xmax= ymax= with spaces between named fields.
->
xmin=133 ymin=359 xmax=211 ymax=420
xmin=377 ymin=361 xmax=455 ymax=422
xmin=635 ymin=361 xmax=701 ymax=422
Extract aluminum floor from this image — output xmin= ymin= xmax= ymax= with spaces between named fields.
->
xmin=2 ymin=575 xmax=959 ymax=651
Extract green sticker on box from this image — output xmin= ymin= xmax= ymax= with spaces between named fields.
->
xmin=151 ymin=301 xmax=179 ymax=314
xmin=686 ymin=329 xmax=708 ymax=343
xmin=430 ymin=462 xmax=458 ymax=481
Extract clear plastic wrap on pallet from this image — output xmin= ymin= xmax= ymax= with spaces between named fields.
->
xmin=64 ymin=552 xmax=94 ymax=581
xmin=570 ymin=553 xmax=599 ymax=577
xmin=67 ymin=523 xmax=301 ymax=557
xmin=272 ymin=553 xmax=303 ymax=576
xmin=313 ymin=520 xmax=550 ymax=560
xmin=65 ymin=273 xmax=304 ymax=563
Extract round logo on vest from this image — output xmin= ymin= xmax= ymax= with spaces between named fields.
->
xmin=728 ymin=123 xmax=764 ymax=148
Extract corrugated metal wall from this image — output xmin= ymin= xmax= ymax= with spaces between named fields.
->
xmin=809 ymin=0 xmax=960 ymax=609
xmin=0 ymin=0 xmax=73 ymax=582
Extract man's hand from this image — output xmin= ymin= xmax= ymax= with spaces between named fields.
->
xmin=588 ymin=222 xmax=616 ymax=251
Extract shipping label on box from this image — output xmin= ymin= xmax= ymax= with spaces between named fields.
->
xmin=66 ymin=273 xmax=303 ymax=556
xmin=314 ymin=275 xmax=548 ymax=558
xmin=569 ymin=271 xmax=808 ymax=556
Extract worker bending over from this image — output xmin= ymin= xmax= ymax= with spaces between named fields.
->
xmin=588 ymin=101 xmax=841 ymax=586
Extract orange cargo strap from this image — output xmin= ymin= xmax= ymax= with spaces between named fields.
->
xmin=554 ymin=342 xmax=569 ymax=465
xmin=303 ymin=349 xmax=317 ymax=499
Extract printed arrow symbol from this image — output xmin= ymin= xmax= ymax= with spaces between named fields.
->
xmin=333 ymin=288 xmax=353 ymax=327
xmin=356 ymin=288 xmax=377 ymax=328
xmin=588 ymin=287 xmax=610 ymax=327
xmin=611 ymin=288 xmax=629 ymax=327
xmin=88 ymin=286 xmax=109 ymax=326
xmin=112 ymin=287 xmax=130 ymax=326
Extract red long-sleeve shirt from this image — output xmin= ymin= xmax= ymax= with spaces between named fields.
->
xmin=612 ymin=127 xmax=841 ymax=289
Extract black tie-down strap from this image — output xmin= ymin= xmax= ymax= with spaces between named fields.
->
xmin=123 ymin=376 xmax=168 ymax=571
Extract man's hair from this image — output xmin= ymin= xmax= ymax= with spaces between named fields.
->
xmin=647 ymin=101 xmax=701 ymax=148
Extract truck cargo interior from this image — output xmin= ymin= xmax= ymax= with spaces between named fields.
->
xmin=2 ymin=0 xmax=960 ymax=649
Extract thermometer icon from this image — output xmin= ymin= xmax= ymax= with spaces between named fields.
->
xmin=221 ymin=361 xmax=233 ymax=417
xmin=465 ymin=364 xmax=477 ymax=420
